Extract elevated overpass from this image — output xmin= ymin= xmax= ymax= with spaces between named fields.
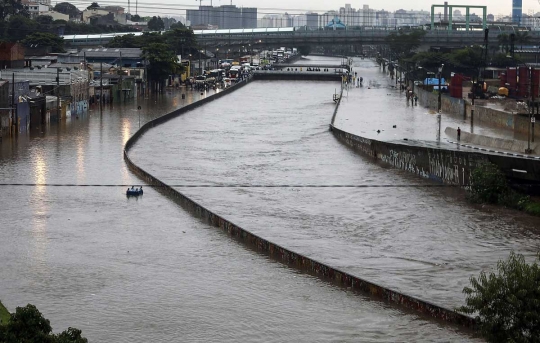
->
xmin=62 ymin=26 xmax=539 ymax=50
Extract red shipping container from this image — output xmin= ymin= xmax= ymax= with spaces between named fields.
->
xmin=518 ymin=67 xmax=529 ymax=98
xmin=507 ymin=67 xmax=517 ymax=97
xmin=532 ymin=69 xmax=540 ymax=99
xmin=450 ymin=73 xmax=463 ymax=98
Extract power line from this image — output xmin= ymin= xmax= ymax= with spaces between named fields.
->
xmin=0 ymin=183 xmax=458 ymax=188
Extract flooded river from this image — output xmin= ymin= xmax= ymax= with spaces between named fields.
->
xmin=3 ymin=55 xmax=537 ymax=341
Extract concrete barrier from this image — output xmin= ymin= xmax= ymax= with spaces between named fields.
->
xmin=445 ymin=127 xmax=537 ymax=154
xmin=124 ymin=78 xmax=476 ymax=329
xmin=252 ymin=71 xmax=342 ymax=82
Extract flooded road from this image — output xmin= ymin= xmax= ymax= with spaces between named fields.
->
xmin=336 ymin=58 xmax=529 ymax=143
xmin=0 ymin=85 xmax=477 ymax=341
xmin=130 ymin=57 xmax=540 ymax=314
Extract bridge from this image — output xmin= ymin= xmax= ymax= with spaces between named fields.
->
xmin=62 ymin=26 xmax=539 ymax=49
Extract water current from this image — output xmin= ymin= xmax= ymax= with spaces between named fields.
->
xmin=4 ymin=55 xmax=537 ymax=342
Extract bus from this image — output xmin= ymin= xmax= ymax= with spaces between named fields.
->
xmin=239 ymin=55 xmax=252 ymax=64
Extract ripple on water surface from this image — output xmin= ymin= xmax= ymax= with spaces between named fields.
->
xmin=0 ymin=88 xmax=479 ymax=342
xmin=131 ymin=77 xmax=540 ymax=311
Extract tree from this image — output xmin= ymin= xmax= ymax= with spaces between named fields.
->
xmin=6 ymin=15 xmax=38 ymax=42
xmin=142 ymin=42 xmax=180 ymax=93
xmin=468 ymin=162 xmax=508 ymax=204
xmin=458 ymin=252 xmax=540 ymax=343
xmin=491 ymin=53 xmax=514 ymax=68
xmin=408 ymin=51 xmax=444 ymax=69
xmin=0 ymin=304 xmax=53 ymax=342
xmin=0 ymin=304 xmax=88 ymax=343
xmin=22 ymin=32 xmax=65 ymax=52
xmin=163 ymin=27 xmax=197 ymax=55
xmin=54 ymin=2 xmax=81 ymax=19
xmin=130 ymin=14 xmax=141 ymax=22
xmin=497 ymin=33 xmax=510 ymax=54
xmin=107 ymin=33 xmax=140 ymax=48
xmin=515 ymin=30 xmax=531 ymax=50
xmin=147 ymin=16 xmax=164 ymax=31
xmin=169 ymin=22 xmax=185 ymax=29
xmin=35 ymin=14 xmax=54 ymax=26
xmin=448 ymin=46 xmax=484 ymax=69
xmin=385 ymin=29 xmax=426 ymax=59
xmin=86 ymin=2 xmax=99 ymax=9
xmin=0 ymin=0 xmax=28 ymax=20
xmin=55 ymin=328 xmax=88 ymax=343
xmin=298 ymin=46 xmax=311 ymax=56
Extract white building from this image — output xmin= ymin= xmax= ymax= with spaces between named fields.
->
xmin=26 ymin=3 xmax=50 ymax=18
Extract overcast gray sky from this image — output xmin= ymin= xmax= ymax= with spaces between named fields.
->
xmin=87 ymin=0 xmax=540 ymax=18
xmin=191 ymin=0 xmax=533 ymax=15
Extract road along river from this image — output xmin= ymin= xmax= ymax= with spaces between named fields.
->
xmin=0 ymin=85 xmax=477 ymax=341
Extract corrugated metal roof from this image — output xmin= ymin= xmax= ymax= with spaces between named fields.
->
xmin=59 ymin=48 xmax=142 ymax=59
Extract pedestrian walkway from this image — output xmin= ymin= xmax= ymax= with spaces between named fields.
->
xmin=334 ymin=59 xmax=539 ymax=159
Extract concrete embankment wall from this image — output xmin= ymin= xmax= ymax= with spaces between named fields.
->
xmin=414 ymin=86 xmax=540 ymax=139
xmin=415 ymin=86 xmax=466 ymax=117
xmin=124 ymin=79 xmax=475 ymax=328
xmin=331 ymin=124 xmax=540 ymax=184
xmin=445 ymin=127 xmax=538 ymax=154
xmin=253 ymin=73 xmax=341 ymax=82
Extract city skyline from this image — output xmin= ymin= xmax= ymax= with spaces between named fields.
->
xmin=100 ymin=0 xmax=540 ymax=17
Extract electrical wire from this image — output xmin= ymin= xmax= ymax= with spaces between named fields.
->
xmin=0 ymin=183 xmax=459 ymax=188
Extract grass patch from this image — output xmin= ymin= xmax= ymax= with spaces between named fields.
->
xmin=524 ymin=201 xmax=540 ymax=216
xmin=0 ymin=300 xmax=10 ymax=325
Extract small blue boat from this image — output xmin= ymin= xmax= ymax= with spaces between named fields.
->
xmin=126 ymin=186 xmax=143 ymax=196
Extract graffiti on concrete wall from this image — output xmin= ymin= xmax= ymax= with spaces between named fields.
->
xmin=379 ymin=149 xmax=430 ymax=179
xmin=343 ymin=132 xmax=375 ymax=157
xmin=332 ymin=126 xmax=493 ymax=186
xmin=427 ymin=151 xmax=488 ymax=185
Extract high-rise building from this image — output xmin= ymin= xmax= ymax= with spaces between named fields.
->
xmin=241 ymin=7 xmax=257 ymax=28
xmin=186 ymin=5 xmax=258 ymax=29
xmin=306 ymin=12 xmax=319 ymax=28
xmin=512 ymin=0 xmax=522 ymax=24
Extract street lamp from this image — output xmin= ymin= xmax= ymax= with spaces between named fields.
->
xmin=56 ymin=68 xmax=63 ymax=122
xmin=438 ymin=64 xmax=444 ymax=113
xmin=437 ymin=64 xmax=444 ymax=141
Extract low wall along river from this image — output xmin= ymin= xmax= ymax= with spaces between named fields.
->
xmin=124 ymin=79 xmax=475 ymax=328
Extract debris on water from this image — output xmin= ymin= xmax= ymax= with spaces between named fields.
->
xmin=393 ymin=125 xmax=397 ymax=128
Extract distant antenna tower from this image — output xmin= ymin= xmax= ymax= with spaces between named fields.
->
xmin=128 ymin=0 xmax=130 ymax=13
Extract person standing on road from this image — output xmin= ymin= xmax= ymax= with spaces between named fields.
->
xmin=457 ymin=127 xmax=461 ymax=141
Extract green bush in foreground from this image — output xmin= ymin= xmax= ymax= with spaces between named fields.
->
xmin=469 ymin=162 xmax=537 ymax=214
xmin=0 ymin=304 xmax=87 ymax=343
xmin=469 ymin=162 xmax=510 ymax=204
xmin=0 ymin=302 xmax=9 ymax=326
xmin=458 ymin=252 xmax=540 ymax=343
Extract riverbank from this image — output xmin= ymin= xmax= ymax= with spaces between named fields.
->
xmin=125 ymin=79 xmax=476 ymax=327
xmin=0 ymin=300 xmax=9 ymax=325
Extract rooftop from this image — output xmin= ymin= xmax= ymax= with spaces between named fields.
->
xmin=59 ymin=48 xmax=142 ymax=59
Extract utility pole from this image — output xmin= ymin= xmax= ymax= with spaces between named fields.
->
xmin=100 ymin=62 xmax=103 ymax=112
xmin=11 ymin=73 xmax=17 ymax=130
xmin=471 ymin=74 xmax=475 ymax=133
xmin=119 ymin=51 xmax=123 ymax=102
xmin=56 ymin=68 xmax=61 ymax=122
xmin=527 ymin=67 xmax=533 ymax=153
xmin=437 ymin=64 xmax=444 ymax=142
xmin=84 ymin=51 xmax=89 ymax=104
